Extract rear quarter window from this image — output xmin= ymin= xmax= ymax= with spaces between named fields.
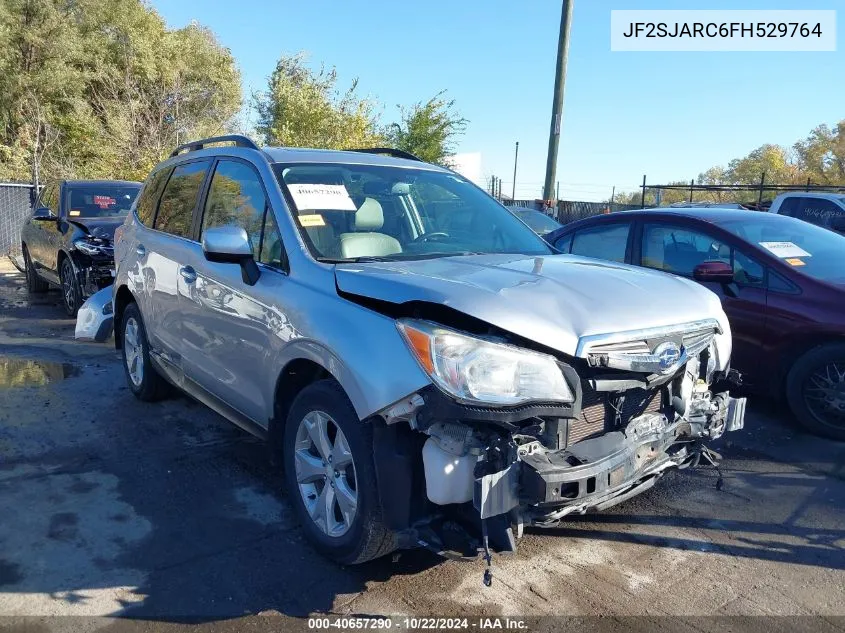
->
xmin=136 ymin=168 xmax=172 ymax=227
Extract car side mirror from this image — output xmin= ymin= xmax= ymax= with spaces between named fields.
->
xmin=829 ymin=216 xmax=845 ymax=233
xmin=202 ymin=225 xmax=260 ymax=286
xmin=693 ymin=260 xmax=734 ymax=284
xmin=32 ymin=207 xmax=56 ymax=221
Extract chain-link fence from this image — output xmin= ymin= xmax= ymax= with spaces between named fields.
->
xmin=0 ymin=183 xmax=35 ymax=261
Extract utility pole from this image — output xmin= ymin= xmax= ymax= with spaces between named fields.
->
xmin=512 ymin=141 xmax=519 ymax=201
xmin=543 ymin=0 xmax=574 ymax=201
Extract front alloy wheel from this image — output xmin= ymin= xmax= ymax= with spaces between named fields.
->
xmin=60 ymin=258 xmax=81 ymax=317
xmin=282 ymin=379 xmax=397 ymax=564
xmin=294 ymin=411 xmax=358 ymax=537
xmin=787 ymin=343 xmax=845 ymax=441
xmin=803 ymin=361 xmax=845 ymax=431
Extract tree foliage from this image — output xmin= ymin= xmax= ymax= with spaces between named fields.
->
xmin=385 ymin=91 xmax=467 ymax=165
xmin=615 ymin=119 xmax=845 ymax=205
xmin=0 ymin=0 xmax=242 ymax=182
xmin=254 ymin=54 xmax=468 ymax=164
xmin=254 ymin=53 xmax=383 ymax=150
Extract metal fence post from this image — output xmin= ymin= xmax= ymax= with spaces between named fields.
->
xmin=689 ymin=179 xmax=694 ymax=203
xmin=758 ymin=172 xmax=766 ymax=206
xmin=641 ymin=175 xmax=646 ymax=209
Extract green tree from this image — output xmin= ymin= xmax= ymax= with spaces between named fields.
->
xmin=254 ymin=53 xmax=383 ymax=149
xmin=794 ymin=122 xmax=845 ymax=184
xmin=0 ymin=0 xmax=242 ymax=182
xmin=385 ymin=91 xmax=467 ymax=165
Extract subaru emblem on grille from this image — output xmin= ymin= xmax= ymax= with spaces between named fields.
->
xmin=653 ymin=341 xmax=682 ymax=374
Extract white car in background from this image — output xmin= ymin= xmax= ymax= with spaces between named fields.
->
xmin=769 ymin=192 xmax=845 ymax=235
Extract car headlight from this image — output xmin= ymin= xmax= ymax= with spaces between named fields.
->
xmin=397 ymin=319 xmax=574 ymax=406
xmin=73 ymin=238 xmax=105 ymax=256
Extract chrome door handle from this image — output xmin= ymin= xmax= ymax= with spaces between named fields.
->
xmin=136 ymin=244 xmax=146 ymax=257
xmin=179 ymin=266 xmax=197 ymax=284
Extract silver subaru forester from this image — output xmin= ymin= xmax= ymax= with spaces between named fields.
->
xmin=112 ymin=135 xmax=745 ymax=571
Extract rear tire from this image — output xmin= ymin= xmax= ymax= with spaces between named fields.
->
xmin=23 ymin=246 xmax=48 ymax=293
xmin=120 ymin=302 xmax=170 ymax=401
xmin=282 ymin=379 xmax=397 ymax=564
xmin=786 ymin=343 xmax=845 ymax=441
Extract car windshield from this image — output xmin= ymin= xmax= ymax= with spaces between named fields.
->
xmin=714 ymin=213 xmax=845 ymax=285
xmin=66 ymin=184 xmax=140 ymax=218
xmin=273 ymin=163 xmax=553 ymax=261
xmin=510 ymin=207 xmax=562 ymax=235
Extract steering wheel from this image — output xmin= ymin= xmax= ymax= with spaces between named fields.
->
xmin=410 ymin=231 xmax=451 ymax=244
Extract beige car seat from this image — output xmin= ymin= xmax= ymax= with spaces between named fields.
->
xmin=339 ymin=198 xmax=403 ymax=259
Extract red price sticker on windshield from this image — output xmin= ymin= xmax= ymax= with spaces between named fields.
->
xmin=94 ymin=195 xmax=116 ymax=209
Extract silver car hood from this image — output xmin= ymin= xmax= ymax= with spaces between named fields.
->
xmin=335 ymin=253 xmax=728 ymax=358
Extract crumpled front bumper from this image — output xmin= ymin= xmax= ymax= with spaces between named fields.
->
xmin=475 ymin=393 xmax=746 ymax=527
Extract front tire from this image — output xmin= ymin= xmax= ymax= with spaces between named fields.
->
xmin=23 ymin=246 xmax=48 ymax=293
xmin=283 ymin=379 xmax=397 ymax=564
xmin=121 ymin=302 xmax=169 ymax=401
xmin=60 ymin=257 xmax=82 ymax=317
xmin=786 ymin=343 xmax=845 ymax=441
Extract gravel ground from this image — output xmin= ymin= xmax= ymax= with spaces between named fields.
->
xmin=0 ymin=258 xmax=844 ymax=633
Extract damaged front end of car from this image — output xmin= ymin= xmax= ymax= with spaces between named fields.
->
xmin=69 ymin=220 xmax=117 ymax=297
xmin=375 ymin=317 xmax=745 ymax=582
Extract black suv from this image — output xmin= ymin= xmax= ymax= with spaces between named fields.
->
xmin=20 ymin=179 xmax=141 ymax=316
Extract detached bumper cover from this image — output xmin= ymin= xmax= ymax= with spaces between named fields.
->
xmin=75 ymin=286 xmax=114 ymax=342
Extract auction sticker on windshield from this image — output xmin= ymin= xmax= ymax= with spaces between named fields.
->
xmin=287 ymin=184 xmax=356 ymax=212
xmin=298 ymin=214 xmax=326 ymax=227
xmin=759 ymin=241 xmax=811 ymax=258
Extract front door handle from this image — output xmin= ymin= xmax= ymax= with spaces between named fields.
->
xmin=136 ymin=244 xmax=146 ymax=257
xmin=179 ymin=266 xmax=197 ymax=284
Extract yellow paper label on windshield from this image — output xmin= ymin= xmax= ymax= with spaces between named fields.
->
xmin=69 ymin=210 xmax=81 ymax=216
xmin=785 ymin=258 xmax=806 ymax=267
xmin=298 ymin=214 xmax=325 ymax=227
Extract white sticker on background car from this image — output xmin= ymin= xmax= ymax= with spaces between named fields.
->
xmin=287 ymin=184 xmax=356 ymax=212
xmin=758 ymin=241 xmax=811 ymax=258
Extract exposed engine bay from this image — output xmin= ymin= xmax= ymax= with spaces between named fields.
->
xmin=67 ymin=219 xmax=116 ymax=296
xmin=375 ymin=327 xmax=745 ymax=586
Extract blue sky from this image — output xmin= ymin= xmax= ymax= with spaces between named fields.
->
xmin=151 ymin=0 xmax=843 ymax=201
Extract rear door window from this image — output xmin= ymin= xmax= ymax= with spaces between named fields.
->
xmin=570 ymin=223 xmax=630 ymax=263
xmin=154 ymin=160 xmax=211 ymax=239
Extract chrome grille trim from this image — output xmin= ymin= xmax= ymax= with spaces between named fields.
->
xmin=576 ymin=318 xmax=721 ymax=358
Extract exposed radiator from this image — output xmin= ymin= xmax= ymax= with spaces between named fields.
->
xmin=565 ymin=385 xmax=664 ymax=447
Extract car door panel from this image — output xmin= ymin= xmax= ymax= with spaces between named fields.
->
xmin=179 ymin=158 xmax=280 ymax=424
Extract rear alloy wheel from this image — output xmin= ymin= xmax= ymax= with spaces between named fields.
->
xmin=23 ymin=246 xmax=48 ymax=293
xmin=60 ymin=257 xmax=82 ymax=317
xmin=120 ymin=302 xmax=169 ymax=401
xmin=787 ymin=343 xmax=845 ymax=441
xmin=283 ymin=380 xmax=397 ymax=564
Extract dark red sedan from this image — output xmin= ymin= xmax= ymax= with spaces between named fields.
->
xmin=545 ymin=208 xmax=845 ymax=440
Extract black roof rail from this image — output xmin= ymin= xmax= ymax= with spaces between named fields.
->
xmin=170 ymin=135 xmax=259 ymax=158
xmin=346 ymin=147 xmax=422 ymax=162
